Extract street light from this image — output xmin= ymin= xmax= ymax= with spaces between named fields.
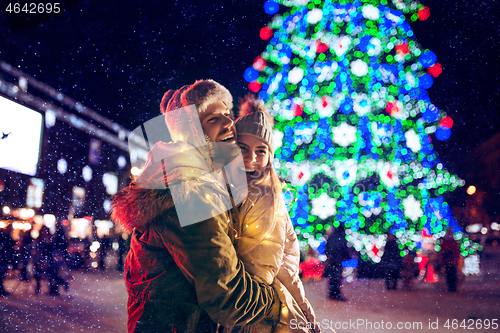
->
xmin=131 ymin=167 xmax=142 ymax=177
xmin=466 ymin=185 xmax=476 ymax=195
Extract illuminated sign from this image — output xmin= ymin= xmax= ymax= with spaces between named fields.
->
xmin=0 ymin=96 xmax=43 ymax=176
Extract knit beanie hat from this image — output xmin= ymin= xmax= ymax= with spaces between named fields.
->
xmin=160 ymin=79 xmax=233 ymax=147
xmin=235 ymin=95 xmax=274 ymax=150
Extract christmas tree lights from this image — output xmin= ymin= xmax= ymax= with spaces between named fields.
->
xmin=245 ymin=0 xmax=481 ymax=261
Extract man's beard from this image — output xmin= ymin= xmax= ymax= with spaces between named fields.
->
xmin=204 ymin=135 xmax=241 ymax=166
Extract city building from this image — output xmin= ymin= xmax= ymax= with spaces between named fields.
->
xmin=0 ymin=61 xmax=148 ymax=244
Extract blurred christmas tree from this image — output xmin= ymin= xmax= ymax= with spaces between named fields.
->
xmin=243 ymin=0 xmax=481 ymax=262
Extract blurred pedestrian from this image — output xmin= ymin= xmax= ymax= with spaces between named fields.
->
xmin=98 ymin=236 xmax=111 ymax=271
xmin=33 ymin=226 xmax=68 ymax=295
xmin=324 ymin=224 xmax=350 ymax=301
xmin=19 ymin=231 xmax=33 ymax=282
xmin=116 ymin=234 xmax=128 ymax=272
xmin=53 ymin=224 xmax=69 ymax=266
xmin=440 ymin=229 xmax=460 ymax=292
xmin=381 ymin=233 xmax=402 ymax=290
xmin=0 ymin=224 xmax=15 ymax=296
xmin=52 ymin=225 xmax=70 ymax=292
xmin=33 ymin=226 xmax=49 ymax=294
xmin=400 ymin=251 xmax=417 ymax=290
xmin=82 ymin=236 xmax=91 ymax=271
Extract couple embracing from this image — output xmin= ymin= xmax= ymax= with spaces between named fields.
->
xmin=111 ymin=80 xmax=321 ymax=332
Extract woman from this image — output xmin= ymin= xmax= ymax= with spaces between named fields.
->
xmin=229 ymin=95 xmax=319 ymax=333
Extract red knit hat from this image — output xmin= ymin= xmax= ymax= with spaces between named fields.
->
xmin=160 ymin=80 xmax=233 ymax=147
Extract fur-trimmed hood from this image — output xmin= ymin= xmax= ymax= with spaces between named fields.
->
xmin=110 ymin=141 xmax=227 ymax=233
xmin=110 ymin=183 xmax=174 ymax=233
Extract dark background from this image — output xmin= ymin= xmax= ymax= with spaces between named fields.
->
xmin=0 ymin=0 xmax=499 ymax=184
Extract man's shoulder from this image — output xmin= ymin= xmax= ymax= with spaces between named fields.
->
xmin=165 ymin=171 xmax=234 ymax=228
xmin=171 ymin=168 xmax=229 ymax=198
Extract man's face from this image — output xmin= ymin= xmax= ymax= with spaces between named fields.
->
xmin=200 ymin=101 xmax=236 ymax=144
xmin=200 ymin=101 xmax=240 ymax=166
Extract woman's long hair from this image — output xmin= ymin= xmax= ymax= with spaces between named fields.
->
xmin=235 ymin=94 xmax=289 ymax=254
xmin=236 ymin=144 xmax=290 ymax=256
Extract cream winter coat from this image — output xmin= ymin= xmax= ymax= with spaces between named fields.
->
xmin=233 ymin=183 xmax=319 ymax=333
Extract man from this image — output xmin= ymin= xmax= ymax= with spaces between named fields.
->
xmin=324 ymin=224 xmax=350 ymax=301
xmin=381 ymin=233 xmax=402 ymax=290
xmin=440 ymin=229 xmax=460 ymax=292
xmin=111 ymin=80 xmax=282 ymax=332
xmin=0 ymin=224 xmax=15 ymax=296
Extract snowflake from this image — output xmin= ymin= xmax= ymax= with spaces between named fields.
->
xmin=405 ymin=129 xmax=421 ymax=152
xmin=379 ymin=162 xmax=400 ymax=188
xmin=334 ymin=159 xmax=357 ymax=186
xmin=290 ymin=162 xmax=311 ymax=186
xmin=316 ymin=95 xmax=334 ymax=118
xmin=362 ymin=5 xmax=380 ymax=20
xmin=403 ymin=195 xmax=423 ymax=221
xmin=332 ymin=122 xmax=357 ymax=147
xmin=351 ymin=59 xmax=368 ymax=77
xmin=331 ymin=36 xmax=351 ymax=57
xmin=353 ymin=93 xmax=371 ymax=116
xmin=311 ymin=193 xmax=337 ymax=220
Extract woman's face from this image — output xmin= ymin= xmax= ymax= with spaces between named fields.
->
xmin=237 ymin=134 xmax=270 ymax=182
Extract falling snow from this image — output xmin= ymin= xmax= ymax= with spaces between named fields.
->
xmin=0 ymin=0 xmax=499 ymax=330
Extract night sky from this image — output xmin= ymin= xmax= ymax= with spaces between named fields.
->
xmin=1 ymin=0 xmax=499 ymax=181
